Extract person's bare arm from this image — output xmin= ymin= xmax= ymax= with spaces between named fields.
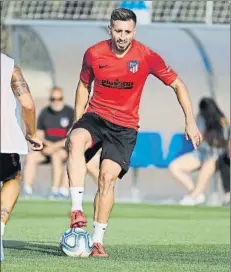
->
xmin=36 ymin=129 xmax=53 ymax=146
xmin=171 ymin=77 xmax=203 ymax=149
xmin=11 ymin=66 xmax=43 ymax=150
xmin=11 ymin=66 xmax=36 ymax=137
xmin=74 ymin=79 xmax=90 ymax=123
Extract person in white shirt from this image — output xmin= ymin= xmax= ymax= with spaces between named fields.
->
xmin=0 ymin=53 xmax=43 ymax=261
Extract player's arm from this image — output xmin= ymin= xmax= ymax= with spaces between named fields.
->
xmin=11 ymin=66 xmax=36 ymax=138
xmin=73 ymin=49 xmax=94 ymax=123
xmin=11 ymin=66 xmax=43 ymax=150
xmin=170 ymin=78 xmax=203 ymax=149
xmin=148 ymin=50 xmax=202 ymax=149
xmin=74 ymin=79 xmax=91 ymax=123
xmin=171 ymin=78 xmax=196 ymax=127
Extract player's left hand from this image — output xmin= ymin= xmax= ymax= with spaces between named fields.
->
xmin=185 ymin=122 xmax=203 ymax=150
xmin=26 ymin=134 xmax=43 ymax=151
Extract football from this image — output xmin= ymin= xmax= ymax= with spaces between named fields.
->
xmin=60 ymin=228 xmax=93 ymax=257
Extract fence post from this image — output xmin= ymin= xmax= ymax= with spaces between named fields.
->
xmin=205 ymin=1 xmax=214 ymax=25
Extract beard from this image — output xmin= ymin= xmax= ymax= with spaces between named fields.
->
xmin=115 ymin=40 xmax=132 ymax=53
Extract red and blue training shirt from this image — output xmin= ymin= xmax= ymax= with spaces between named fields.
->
xmin=80 ymin=39 xmax=178 ymax=130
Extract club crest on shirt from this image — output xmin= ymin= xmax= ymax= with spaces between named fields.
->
xmin=128 ymin=60 xmax=139 ymax=73
xmin=60 ymin=117 xmax=69 ymax=128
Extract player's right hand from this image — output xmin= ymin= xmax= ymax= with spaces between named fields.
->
xmin=26 ymin=134 xmax=43 ymax=151
xmin=185 ymin=122 xmax=203 ymax=150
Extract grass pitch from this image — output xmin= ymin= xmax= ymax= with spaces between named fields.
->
xmin=1 ymin=201 xmax=229 ymax=272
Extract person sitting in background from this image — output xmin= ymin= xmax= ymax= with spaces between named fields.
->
xmin=23 ymin=87 xmax=74 ymax=199
xmin=169 ymin=97 xmax=229 ymax=205
xmin=217 ymin=134 xmax=230 ymax=205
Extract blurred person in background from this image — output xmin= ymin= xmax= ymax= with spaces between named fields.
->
xmin=217 ymin=133 xmax=230 ymax=205
xmin=169 ymin=97 xmax=229 ymax=206
xmin=23 ymin=87 xmax=74 ymax=199
xmin=23 ymin=87 xmax=100 ymax=199
xmin=1 ymin=53 xmax=43 ymax=261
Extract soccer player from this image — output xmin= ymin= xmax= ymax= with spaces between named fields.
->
xmin=66 ymin=8 xmax=202 ymax=257
xmin=0 ymin=53 xmax=43 ymax=261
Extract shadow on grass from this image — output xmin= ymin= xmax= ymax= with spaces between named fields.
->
xmin=4 ymin=240 xmax=63 ymax=257
xmin=4 ymin=240 xmax=229 ymax=266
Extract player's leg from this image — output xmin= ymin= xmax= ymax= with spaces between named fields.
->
xmin=0 ymin=153 xmax=21 ymax=261
xmin=23 ymin=151 xmax=46 ymax=197
xmin=86 ymin=151 xmax=100 ymax=222
xmin=50 ymin=148 xmax=67 ymax=198
xmin=169 ymin=152 xmax=201 ymax=192
xmin=92 ymin=159 xmax=121 ymax=258
xmin=67 ymin=128 xmax=92 ymax=227
xmin=91 ymin=127 xmax=137 ymax=257
xmin=67 ymin=113 xmax=103 ymax=228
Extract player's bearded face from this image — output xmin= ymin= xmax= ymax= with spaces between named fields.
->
xmin=110 ymin=20 xmax=136 ymax=53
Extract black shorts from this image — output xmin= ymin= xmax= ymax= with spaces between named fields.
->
xmin=0 ymin=153 xmax=21 ymax=182
xmin=71 ymin=113 xmax=137 ymax=179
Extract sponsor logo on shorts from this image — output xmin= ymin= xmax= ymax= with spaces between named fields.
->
xmin=101 ymin=79 xmax=134 ymax=90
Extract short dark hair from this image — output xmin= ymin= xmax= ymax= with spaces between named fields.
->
xmin=110 ymin=8 xmax=137 ymax=25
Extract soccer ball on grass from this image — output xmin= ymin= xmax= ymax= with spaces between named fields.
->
xmin=60 ymin=228 xmax=93 ymax=257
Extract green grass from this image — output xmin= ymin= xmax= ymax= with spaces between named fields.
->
xmin=1 ymin=201 xmax=230 ymax=272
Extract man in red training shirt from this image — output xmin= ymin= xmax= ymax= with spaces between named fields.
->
xmin=66 ymin=8 xmax=202 ymax=257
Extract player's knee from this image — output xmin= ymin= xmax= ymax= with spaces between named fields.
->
xmin=69 ymin=133 xmax=89 ymax=154
xmin=98 ymin=172 xmax=115 ymax=195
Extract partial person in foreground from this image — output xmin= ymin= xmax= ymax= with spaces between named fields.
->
xmin=169 ymin=97 xmax=229 ymax=205
xmin=0 ymin=53 xmax=43 ymax=261
xmin=66 ymin=8 xmax=202 ymax=257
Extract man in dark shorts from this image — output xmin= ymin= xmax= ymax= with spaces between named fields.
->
xmin=66 ymin=8 xmax=202 ymax=257
xmin=1 ymin=53 xmax=43 ymax=261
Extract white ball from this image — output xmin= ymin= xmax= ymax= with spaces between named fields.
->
xmin=60 ymin=228 xmax=93 ymax=257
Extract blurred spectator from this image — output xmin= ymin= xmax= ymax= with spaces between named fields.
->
xmin=23 ymin=87 xmax=74 ymax=199
xmin=169 ymin=97 xmax=229 ymax=205
xmin=217 ymin=134 xmax=230 ymax=205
